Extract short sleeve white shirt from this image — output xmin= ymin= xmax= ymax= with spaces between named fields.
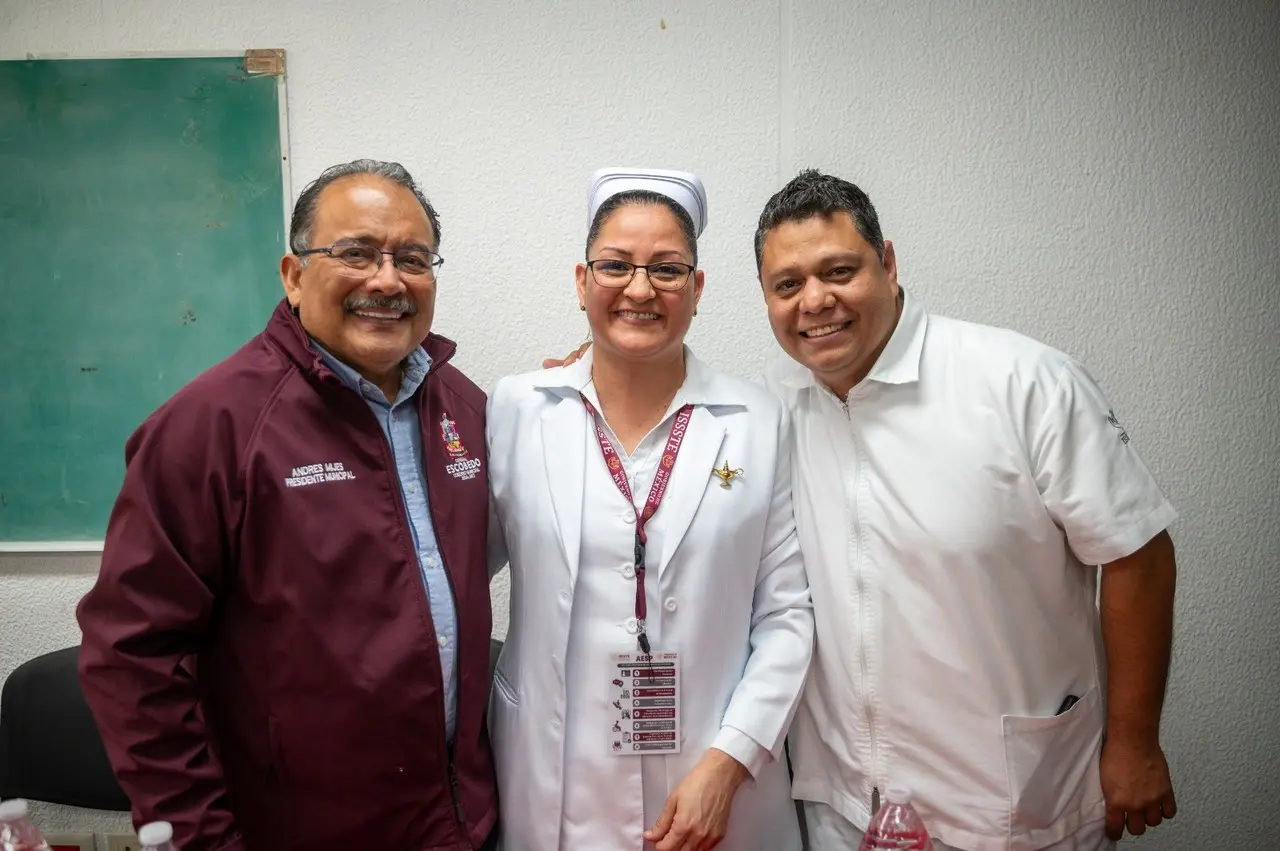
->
xmin=768 ymin=289 xmax=1176 ymax=851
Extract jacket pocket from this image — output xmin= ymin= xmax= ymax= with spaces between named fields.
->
xmin=1001 ymin=685 xmax=1106 ymax=835
xmin=261 ymin=713 xmax=294 ymax=839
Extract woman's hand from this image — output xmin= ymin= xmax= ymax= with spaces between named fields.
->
xmin=644 ymin=748 xmax=749 ymax=851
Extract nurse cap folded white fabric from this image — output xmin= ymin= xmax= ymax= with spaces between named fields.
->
xmin=587 ymin=167 xmax=708 ymax=238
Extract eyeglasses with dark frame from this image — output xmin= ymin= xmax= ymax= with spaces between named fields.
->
xmin=586 ymin=258 xmax=695 ymax=292
xmin=296 ymin=240 xmax=444 ymax=280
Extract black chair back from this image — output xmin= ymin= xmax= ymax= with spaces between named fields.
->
xmin=0 ymin=646 xmax=130 ymax=810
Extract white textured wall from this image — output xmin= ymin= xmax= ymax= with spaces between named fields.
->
xmin=1 ymin=0 xmax=1277 ymax=847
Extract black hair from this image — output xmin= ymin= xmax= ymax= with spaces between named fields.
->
xmin=754 ymin=169 xmax=884 ymax=269
xmin=587 ymin=190 xmax=698 ymax=266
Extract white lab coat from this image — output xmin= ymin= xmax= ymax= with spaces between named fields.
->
xmin=486 ymin=349 xmax=813 ymax=851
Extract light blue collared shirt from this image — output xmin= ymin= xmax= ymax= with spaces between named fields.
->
xmin=313 ymin=340 xmax=459 ymax=741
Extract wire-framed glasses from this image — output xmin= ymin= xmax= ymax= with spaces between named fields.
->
xmin=297 ymin=240 xmax=444 ymax=280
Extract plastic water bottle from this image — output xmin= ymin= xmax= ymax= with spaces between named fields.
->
xmin=857 ymin=785 xmax=935 ymax=850
xmin=0 ymin=799 xmax=51 ymax=851
xmin=138 ymin=821 xmax=178 ymax=851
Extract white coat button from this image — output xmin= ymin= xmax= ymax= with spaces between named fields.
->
xmin=625 ymin=617 xmax=639 ymax=635
xmin=621 ymin=509 xmax=635 ymax=522
xmin=438 ymin=636 xmax=448 ymax=647
xmin=663 ymin=597 xmax=677 ymax=612
xmin=622 ymin=564 xmax=636 ymax=579
xmin=560 ymin=588 xmax=571 ymax=602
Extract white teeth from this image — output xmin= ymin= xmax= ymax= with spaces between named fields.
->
xmin=617 ymin=311 xmax=661 ymax=320
xmin=354 ymin=310 xmax=403 ymax=320
xmin=802 ymin=322 xmax=848 ymax=338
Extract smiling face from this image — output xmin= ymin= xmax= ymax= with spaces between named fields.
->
xmin=759 ymin=212 xmax=900 ymax=397
xmin=279 ymin=174 xmax=437 ymax=397
xmin=576 ymin=202 xmax=703 ymax=366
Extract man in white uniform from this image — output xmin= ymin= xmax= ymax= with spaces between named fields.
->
xmin=756 ymin=170 xmax=1179 ymax=851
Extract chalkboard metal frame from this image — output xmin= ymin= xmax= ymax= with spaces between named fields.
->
xmin=0 ymin=50 xmax=291 ymax=552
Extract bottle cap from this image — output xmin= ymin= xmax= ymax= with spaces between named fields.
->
xmin=886 ymin=784 xmax=913 ymax=804
xmin=138 ymin=821 xmax=174 ymax=845
xmin=0 ymin=798 xmax=29 ymax=820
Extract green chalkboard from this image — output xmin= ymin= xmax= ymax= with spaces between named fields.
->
xmin=0 ymin=55 xmax=288 ymax=544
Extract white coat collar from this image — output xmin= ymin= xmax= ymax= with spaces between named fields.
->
xmin=533 ymin=344 xmax=736 ymax=587
xmin=532 ymin=345 xmax=745 ymax=408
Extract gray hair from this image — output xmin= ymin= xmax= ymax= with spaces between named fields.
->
xmin=754 ymin=169 xmax=884 ymax=270
xmin=288 ymin=159 xmax=441 ymax=255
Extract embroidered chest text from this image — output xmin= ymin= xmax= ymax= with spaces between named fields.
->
xmin=284 ymin=461 xmax=358 ymax=488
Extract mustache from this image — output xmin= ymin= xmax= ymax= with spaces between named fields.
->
xmin=344 ymin=294 xmax=418 ymax=316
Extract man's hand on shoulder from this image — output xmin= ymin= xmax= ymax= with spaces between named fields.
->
xmin=542 ymin=341 xmax=591 ymax=369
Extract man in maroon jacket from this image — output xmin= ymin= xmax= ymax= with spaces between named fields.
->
xmin=77 ymin=160 xmax=498 ymax=851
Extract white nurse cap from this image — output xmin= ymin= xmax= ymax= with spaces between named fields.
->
xmin=587 ymin=167 xmax=709 ymax=238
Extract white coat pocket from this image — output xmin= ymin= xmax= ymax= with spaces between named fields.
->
xmin=490 ymin=670 xmax=520 ymax=779
xmin=1001 ymin=685 xmax=1106 ymax=835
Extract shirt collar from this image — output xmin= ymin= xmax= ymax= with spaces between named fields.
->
xmin=311 ymin=338 xmax=432 ymax=405
xmin=774 ymin=286 xmax=928 ymax=391
xmin=532 ymin=344 xmax=740 ymax=407
xmin=864 ymin=286 xmax=927 ymax=386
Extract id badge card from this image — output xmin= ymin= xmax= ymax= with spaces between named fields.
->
xmin=608 ymin=650 xmax=680 ymax=755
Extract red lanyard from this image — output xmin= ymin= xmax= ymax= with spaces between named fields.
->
xmin=581 ymin=394 xmax=694 ymax=653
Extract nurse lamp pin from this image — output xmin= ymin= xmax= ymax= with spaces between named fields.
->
xmin=712 ymin=460 xmax=744 ymax=489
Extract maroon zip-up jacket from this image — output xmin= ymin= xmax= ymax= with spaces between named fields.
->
xmin=77 ymin=301 xmax=498 ymax=851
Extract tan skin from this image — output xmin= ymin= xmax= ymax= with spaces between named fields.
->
xmin=757 ymin=213 xmax=901 ymax=397
xmin=647 ymin=749 xmax=749 ymax=851
xmin=577 ymin=203 xmax=750 ymax=850
xmin=279 ymin=174 xmax=438 ymax=401
xmin=1099 ymin=530 xmax=1178 ymax=840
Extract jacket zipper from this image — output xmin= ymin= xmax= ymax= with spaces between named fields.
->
xmin=427 ymin=483 xmax=469 ymax=836
xmin=417 ymin=394 xmax=471 ymax=843
xmin=372 ymin=391 xmax=471 ymax=845
xmin=845 ymin=399 xmax=880 ymax=816
xmin=448 ymin=748 xmax=465 ymax=823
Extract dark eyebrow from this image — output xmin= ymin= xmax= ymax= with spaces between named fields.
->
xmin=765 ymin=251 xmax=864 ymax=279
xmin=825 ymin=253 xmax=863 ymax=267
xmin=596 ymin=246 xmax=691 ymax=263
xmin=763 ymin=263 xmax=800 ymax=280
xmin=333 ymin=235 xmax=434 ymax=252
xmin=331 ymin=234 xmax=377 ymax=245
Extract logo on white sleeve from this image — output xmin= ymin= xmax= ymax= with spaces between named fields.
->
xmin=1106 ymin=409 xmax=1131 ymax=444
xmin=284 ymin=461 xmax=357 ymax=488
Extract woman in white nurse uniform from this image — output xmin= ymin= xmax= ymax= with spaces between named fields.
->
xmin=486 ymin=168 xmax=813 ymax=851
